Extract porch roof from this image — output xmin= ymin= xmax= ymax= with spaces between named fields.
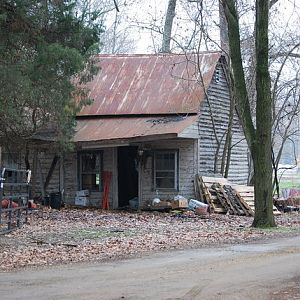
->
xmin=74 ymin=115 xmax=198 ymax=142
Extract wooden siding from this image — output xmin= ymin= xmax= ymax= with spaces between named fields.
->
xmin=178 ymin=122 xmax=199 ymax=139
xmin=140 ymin=139 xmax=196 ymax=207
xmin=197 ymin=62 xmax=249 ymax=184
xmin=27 ymin=150 xmax=66 ymax=201
xmin=22 ymin=147 xmax=115 ymax=208
xmin=63 ymin=147 xmax=115 ymax=207
xmin=3 ymin=59 xmax=250 ymax=208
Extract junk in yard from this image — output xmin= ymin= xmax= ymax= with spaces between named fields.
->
xmin=1 ymin=199 xmax=18 ymax=208
xmin=102 ymin=171 xmax=112 ymax=210
xmin=0 ymin=167 xmax=30 ymax=234
xmin=149 ymin=195 xmax=207 ymax=214
xmin=75 ymin=190 xmax=89 ymax=207
xmin=28 ymin=200 xmax=37 ymax=209
xmin=171 ymin=195 xmax=188 ymax=209
xmin=284 ymin=206 xmax=300 ymax=213
xmin=50 ymin=192 xmax=62 ymax=210
xmin=150 ymin=200 xmax=172 ymax=211
xmin=273 ymin=197 xmax=300 ymax=213
xmin=129 ymin=197 xmax=139 ymax=210
xmin=188 ymin=199 xmax=209 ymax=215
xmin=195 ymin=175 xmax=281 ymax=216
xmin=188 ymin=199 xmax=207 ymax=210
xmin=43 ymin=195 xmax=50 ymax=206
xmin=152 ymin=198 xmax=161 ymax=206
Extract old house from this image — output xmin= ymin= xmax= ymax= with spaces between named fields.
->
xmin=2 ymin=52 xmax=250 ymax=209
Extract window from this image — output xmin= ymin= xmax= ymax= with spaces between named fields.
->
xmin=79 ymin=151 xmax=102 ymax=191
xmin=1 ymin=152 xmax=21 ymax=169
xmin=154 ymin=150 xmax=178 ymax=190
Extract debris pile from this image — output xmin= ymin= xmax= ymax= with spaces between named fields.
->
xmin=149 ymin=194 xmax=208 ymax=215
xmin=274 ymin=197 xmax=300 ymax=212
xmin=195 ymin=176 xmax=281 ymax=216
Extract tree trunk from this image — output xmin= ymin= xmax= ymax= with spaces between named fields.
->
xmin=221 ymin=0 xmax=275 ymax=227
xmin=219 ymin=0 xmax=229 ymax=58
xmin=252 ymin=0 xmax=275 ymax=227
xmin=221 ymin=0 xmax=256 ymax=148
xmin=161 ymin=0 xmax=176 ymax=53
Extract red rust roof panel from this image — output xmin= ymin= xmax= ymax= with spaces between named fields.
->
xmin=78 ymin=52 xmax=221 ymax=116
xmin=74 ymin=115 xmax=198 ymax=142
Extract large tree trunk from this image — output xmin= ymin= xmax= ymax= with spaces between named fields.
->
xmin=252 ymin=0 xmax=275 ymax=227
xmin=221 ymin=0 xmax=275 ymax=227
xmin=161 ymin=0 xmax=176 ymax=53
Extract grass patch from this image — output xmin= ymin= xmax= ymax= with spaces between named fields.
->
xmin=254 ymin=226 xmax=300 ymax=234
xmin=279 ymin=181 xmax=300 ymax=189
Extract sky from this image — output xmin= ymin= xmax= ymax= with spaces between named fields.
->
xmin=106 ymin=0 xmax=300 ymax=54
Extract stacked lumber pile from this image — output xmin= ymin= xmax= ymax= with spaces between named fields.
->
xmin=195 ymin=176 xmax=228 ymax=213
xmin=195 ymin=175 xmax=280 ymax=216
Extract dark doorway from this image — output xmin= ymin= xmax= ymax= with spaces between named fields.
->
xmin=118 ymin=146 xmax=138 ymax=207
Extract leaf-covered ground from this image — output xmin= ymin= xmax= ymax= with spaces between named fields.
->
xmin=1 ymin=208 xmax=300 ymax=272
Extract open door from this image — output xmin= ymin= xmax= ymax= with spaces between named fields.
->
xmin=117 ymin=146 xmax=138 ymax=207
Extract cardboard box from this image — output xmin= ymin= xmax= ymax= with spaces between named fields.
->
xmin=171 ymin=199 xmax=188 ymax=209
xmin=152 ymin=200 xmax=172 ymax=209
xmin=75 ymin=196 xmax=88 ymax=206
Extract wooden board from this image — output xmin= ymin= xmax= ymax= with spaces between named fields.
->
xmin=197 ymin=175 xmax=281 ymax=216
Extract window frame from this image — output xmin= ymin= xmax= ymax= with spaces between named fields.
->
xmin=153 ymin=149 xmax=179 ymax=191
xmin=78 ymin=150 xmax=103 ymax=192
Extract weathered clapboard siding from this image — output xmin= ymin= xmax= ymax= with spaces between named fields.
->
xmin=197 ymin=62 xmax=249 ymax=184
xmin=64 ymin=152 xmax=77 ymax=204
xmin=27 ymin=147 xmax=115 ymax=207
xmin=28 ymin=150 xmax=61 ymax=196
xmin=179 ymin=122 xmax=199 ymax=138
xmin=140 ymin=139 xmax=196 ymax=207
xmin=14 ymin=58 xmax=250 ymax=209
xmin=63 ymin=147 xmax=115 ymax=207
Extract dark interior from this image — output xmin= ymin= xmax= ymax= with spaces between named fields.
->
xmin=117 ymin=146 xmax=138 ymax=207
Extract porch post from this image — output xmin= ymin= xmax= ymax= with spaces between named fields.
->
xmin=112 ymin=147 xmax=118 ymax=209
xmin=59 ymin=152 xmax=65 ymax=203
xmin=138 ymin=161 xmax=143 ymax=210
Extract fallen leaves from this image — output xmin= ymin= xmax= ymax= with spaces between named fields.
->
xmin=0 ymin=209 xmax=299 ymax=272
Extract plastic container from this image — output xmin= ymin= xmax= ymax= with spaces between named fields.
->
xmin=50 ymin=192 xmax=62 ymax=210
xmin=129 ymin=197 xmax=139 ymax=209
xmin=189 ymin=199 xmax=208 ymax=210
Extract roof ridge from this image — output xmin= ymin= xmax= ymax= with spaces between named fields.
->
xmin=95 ymin=51 xmax=222 ymax=58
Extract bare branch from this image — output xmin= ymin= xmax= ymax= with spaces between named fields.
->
xmin=113 ymin=0 xmax=120 ymax=12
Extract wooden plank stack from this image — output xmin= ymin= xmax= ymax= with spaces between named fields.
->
xmin=196 ymin=175 xmax=281 ymax=216
xmin=197 ymin=176 xmax=228 ymax=213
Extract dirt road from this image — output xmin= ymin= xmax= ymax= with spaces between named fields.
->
xmin=1 ymin=235 xmax=300 ymax=300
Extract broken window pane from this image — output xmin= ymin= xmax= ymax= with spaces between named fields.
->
xmin=79 ymin=152 xmax=102 ymax=191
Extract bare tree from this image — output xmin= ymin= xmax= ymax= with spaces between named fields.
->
xmin=161 ymin=0 xmax=177 ymax=52
xmin=100 ymin=10 xmax=137 ymax=54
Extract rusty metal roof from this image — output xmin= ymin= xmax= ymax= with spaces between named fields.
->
xmin=74 ymin=115 xmax=198 ymax=142
xmin=78 ymin=52 xmax=221 ymax=116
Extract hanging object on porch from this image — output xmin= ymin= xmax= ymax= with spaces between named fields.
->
xmin=102 ymin=171 xmax=112 ymax=210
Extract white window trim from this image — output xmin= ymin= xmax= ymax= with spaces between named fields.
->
xmin=153 ymin=149 xmax=179 ymax=191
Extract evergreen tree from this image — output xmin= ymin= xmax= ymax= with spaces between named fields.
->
xmin=0 ymin=0 xmax=103 ymax=147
